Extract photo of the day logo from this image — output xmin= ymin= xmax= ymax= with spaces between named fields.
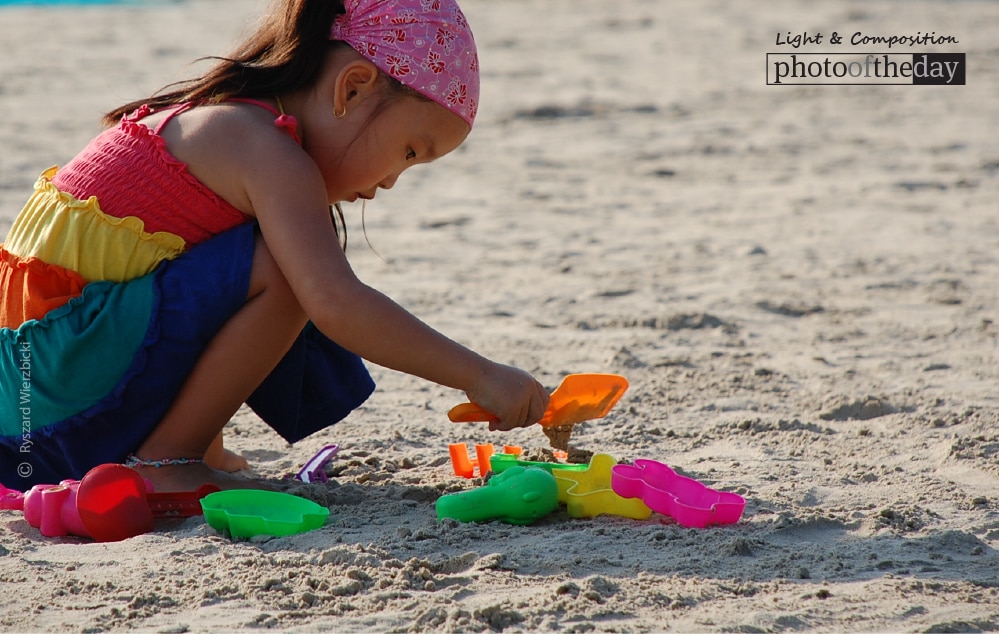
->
xmin=767 ymin=53 xmax=965 ymax=85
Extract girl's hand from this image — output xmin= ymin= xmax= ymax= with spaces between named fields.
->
xmin=465 ymin=363 xmax=550 ymax=432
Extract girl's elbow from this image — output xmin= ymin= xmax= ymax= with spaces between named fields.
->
xmin=298 ymin=280 xmax=368 ymax=336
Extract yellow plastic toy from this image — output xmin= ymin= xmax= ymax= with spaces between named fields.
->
xmin=554 ymin=454 xmax=652 ymax=520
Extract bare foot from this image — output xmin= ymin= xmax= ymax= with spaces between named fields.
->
xmin=204 ymin=434 xmax=250 ymax=473
xmin=130 ymin=462 xmax=275 ymax=493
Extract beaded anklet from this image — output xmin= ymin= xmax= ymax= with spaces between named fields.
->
xmin=123 ymin=454 xmax=203 ymax=468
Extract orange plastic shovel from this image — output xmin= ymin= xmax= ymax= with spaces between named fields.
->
xmin=448 ymin=373 xmax=629 ymax=428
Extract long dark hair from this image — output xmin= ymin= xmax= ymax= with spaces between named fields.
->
xmin=103 ymin=0 xmax=344 ymax=126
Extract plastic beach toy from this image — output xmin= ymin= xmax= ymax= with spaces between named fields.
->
xmin=22 ymin=481 xmax=92 ymax=539
xmin=200 ymin=490 xmax=329 ymax=539
xmin=448 ymin=443 xmax=523 ymax=479
xmin=436 ymin=466 xmax=559 ymax=525
xmin=0 ymin=482 xmax=25 ymax=511
xmin=611 ymin=459 xmax=745 ymax=528
xmin=488 ymin=452 xmax=588 ymax=477
xmin=296 ymin=444 xmax=340 ymax=484
xmin=20 ymin=463 xmax=217 ymax=542
xmin=554 ymin=454 xmax=652 ymax=520
xmin=448 ymin=373 xmax=629 ymax=428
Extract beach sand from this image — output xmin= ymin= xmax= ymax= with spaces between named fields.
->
xmin=1 ymin=0 xmax=998 ymax=631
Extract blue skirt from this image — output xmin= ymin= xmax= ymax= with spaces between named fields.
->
xmin=0 ymin=223 xmax=374 ymax=488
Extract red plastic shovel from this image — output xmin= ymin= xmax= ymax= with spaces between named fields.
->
xmin=76 ymin=464 xmax=218 ymax=542
xmin=448 ymin=373 xmax=629 ymax=428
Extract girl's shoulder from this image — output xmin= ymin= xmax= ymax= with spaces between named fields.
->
xmin=154 ymin=101 xmax=311 ymax=217
xmin=148 ymin=100 xmax=298 ymax=148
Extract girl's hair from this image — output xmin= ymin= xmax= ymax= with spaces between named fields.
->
xmin=103 ymin=0 xmax=345 ymax=126
xmin=103 ymin=0 xmax=427 ymax=250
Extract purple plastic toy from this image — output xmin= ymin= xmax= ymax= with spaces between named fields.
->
xmin=296 ymin=444 xmax=340 ymax=484
xmin=611 ymin=459 xmax=745 ymax=528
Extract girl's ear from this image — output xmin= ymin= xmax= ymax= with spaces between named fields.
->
xmin=333 ymin=59 xmax=380 ymax=115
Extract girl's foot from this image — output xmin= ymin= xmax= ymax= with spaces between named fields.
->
xmin=204 ymin=433 xmax=250 ymax=473
xmin=128 ymin=461 xmax=273 ymax=493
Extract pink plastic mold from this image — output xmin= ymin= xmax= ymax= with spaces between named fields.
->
xmin=611 ymin=459 xmax=745 ymax=528
xmin=0 ymin=482 xmax=25 ymax=511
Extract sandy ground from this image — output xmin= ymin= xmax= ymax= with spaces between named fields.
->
xmin=2 ymin=0 xmax=999 ymax=631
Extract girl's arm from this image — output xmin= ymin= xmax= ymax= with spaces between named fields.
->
xmin=239 ymin=129 xmax=549 ymax=430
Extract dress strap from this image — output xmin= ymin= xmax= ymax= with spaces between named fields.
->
xmin=227 ymin=97 xmax=282 ymax=117
xmin=144 ymin=99 xmax=301 ymax=144
xmin=228 ymin=97 xmax=302 ymax=144
xmin=152 ymin=103 xmax=196 ymax=135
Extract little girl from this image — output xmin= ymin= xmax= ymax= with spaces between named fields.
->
xmin=0 ymin=0 xmax=549 ymax=491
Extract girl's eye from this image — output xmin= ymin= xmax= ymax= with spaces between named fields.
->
xmin=406 ymin=148 xmax=416 ymax=160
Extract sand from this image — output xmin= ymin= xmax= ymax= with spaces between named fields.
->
xmin=2 ymin=0 xmax=998 ymax=631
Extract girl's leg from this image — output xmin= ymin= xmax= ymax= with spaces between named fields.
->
xmin=132 ymin=233 xmax=307 ymax=491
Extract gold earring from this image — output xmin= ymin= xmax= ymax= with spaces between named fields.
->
xmin=333 ymin=106 xmax=347 ymax=119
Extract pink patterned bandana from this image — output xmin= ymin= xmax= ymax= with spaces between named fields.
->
xmin=330 ymin=0 xmax=479 ymax=128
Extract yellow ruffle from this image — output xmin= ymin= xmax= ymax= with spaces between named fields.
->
xmin=4 ymin=167 xmax=187 ymax=283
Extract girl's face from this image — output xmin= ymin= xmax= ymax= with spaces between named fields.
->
xmin=306 ymin=90 xmax=470 ymax=205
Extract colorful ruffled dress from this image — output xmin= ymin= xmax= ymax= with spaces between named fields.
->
xmin=0 ymin=100 xmax=374 ymax=488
